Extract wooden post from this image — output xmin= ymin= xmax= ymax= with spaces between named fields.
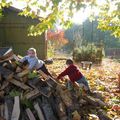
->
xmin=26 ymin=108 xmax=36 ymax=120
xmin=11 ymin=96 xmax=20 ymax=120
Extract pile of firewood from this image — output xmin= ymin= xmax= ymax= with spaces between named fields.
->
xmin=0 ymin=47 xmax=112 ymax=120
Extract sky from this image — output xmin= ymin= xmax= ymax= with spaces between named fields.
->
xmin=11 ymin=0 xmax=107 ymax=24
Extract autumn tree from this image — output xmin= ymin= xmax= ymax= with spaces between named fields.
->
xmin=0 ymin=0 xmax=120 ymax=38
xmin=47 ymin=30 xmax=68 ymax=54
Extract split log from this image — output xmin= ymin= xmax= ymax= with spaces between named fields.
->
xmin=84 ymin=96 xmax=107 ymax=108
xmin=97 ymin=109 xmax=112 ymax=120
xmin=0 ymin=47 xmax=13 ymax=60
xmin=8 ymin=79 xmax=32 ymax=90
xmin=0 ymin=81 xmax=9 ymax=91
xmin=26 ymin=108 xmax=36 ymax=120
xmin=16 ymin=66 xmax=22 ymax=73
xmin=17 ymin=69 xmax=29 ymax=78
xmin=28 ymin=83 xmax=52 ymax=98
xmin=0 ymin=66 xmax=13 ymax=80
xmin=24 ymin=89 xmax=40 ymax=99
xmin=34 ymin=102 xmax=45 ymax=120
xmin=72 ymin=111 xmax=81 ymax=120
xmin=38 ymin=70 xmax=57 ymax=88
xmin=0 ymin=104 xmax=4 ymax=118
xmin=54 ymin=95 xmax=67 ymax=120
xmin=4 ymin=97 xmax=14 ymax=120
xmin=56 ymin=84 xmax=73 ymax=107
xmin=11 ymin=96 xmax=20 ymax=120
xmin=41 ymin=97 xmax=57 ymax=120
xmin=4 ymin=101 xmax=9 ymax=120
xmin=0 ymin=91 xmax=4 ymax=97
xmin=0 ymin=116 xmax=5 ymax=120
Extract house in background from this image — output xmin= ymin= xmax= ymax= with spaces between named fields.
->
xmin=0 ymin=6 xmax=47 ymax=59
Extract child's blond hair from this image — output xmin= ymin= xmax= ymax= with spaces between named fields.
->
xmin=28 ymin=48 xmax=37 ymax=55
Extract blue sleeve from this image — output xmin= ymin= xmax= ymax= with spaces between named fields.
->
xmin=19 ymin=56 xmax=27 ymax=63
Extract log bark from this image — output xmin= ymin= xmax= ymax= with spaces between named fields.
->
xmin=54 ymin=94 xmax=68 ymax=120
xmin=34 ymin=102 xmax=45 ymax=120
xmin=56 ymin=84 xmax=73 ymax=107
xmin=26 ymin=108 xmax=36 ymax=120
xmin=84 ymin=95 xmax=107 ymax=108
xmin=24 ymin=89 xmax=40 ymax=99
xmin=0 ymin=66 xmax=13 ymax=80
xmin=11 ymin=96 xmax=20 ymax=120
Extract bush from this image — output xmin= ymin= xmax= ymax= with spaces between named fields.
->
xmin=73 ymin=44 xmax=104 ymax=63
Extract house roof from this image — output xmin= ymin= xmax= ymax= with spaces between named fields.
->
xmin=3 ymin=6 xmax=40 ymax=22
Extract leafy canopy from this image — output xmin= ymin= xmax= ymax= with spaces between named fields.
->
xmin=0 ymin=0 xmax=120 ymax=38
xmin=97 ymin=0 xmax=120 ymax=38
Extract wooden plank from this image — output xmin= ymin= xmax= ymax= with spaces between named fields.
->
xmin=5 ymin=97 xmax=14 ymax=120
xmin=34 ymin=102 xmax=45 ymax=120
xmin=0 ymin=104 xmax=4 ymax=118
xmin=24 ymin=89 xmax=40 ymax=99
xmin=0 ymin=66 xmax=13 ymax=80
xmin=4 ymin=101 xmax=9 ymax=120
xmin=11 ymin=96 xmax=20 ymax=120
xmin=8 ymin=79 xmax=31 ymax=90
xmin=26 ymin=108 xmax=36 ymax=120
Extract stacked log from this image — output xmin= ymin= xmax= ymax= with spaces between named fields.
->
xmin=0 ymin=47 xmax=112 ymax=120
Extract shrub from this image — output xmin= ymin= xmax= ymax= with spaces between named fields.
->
xmin=73 ymin=44 xmax=104 ymax=63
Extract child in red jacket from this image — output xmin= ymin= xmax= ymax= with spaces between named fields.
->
xmin=57 ymin=59 xmax=91 ymax=93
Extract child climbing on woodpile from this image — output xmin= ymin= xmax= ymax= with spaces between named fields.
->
xmin=56 ymin=59 xmax=91 ymax=94
xmin=18 ymin=48 xmax=52 ymax=76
